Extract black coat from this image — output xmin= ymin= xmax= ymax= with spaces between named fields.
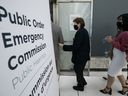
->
xmin=63 ymin=28 xmax=90 ymax=65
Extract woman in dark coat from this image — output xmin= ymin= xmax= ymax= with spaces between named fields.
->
xmin=59 ymin=17 xmax=90 ymax=91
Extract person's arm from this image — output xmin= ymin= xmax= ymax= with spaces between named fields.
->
xmin=58 ymin=43 xmax=73 ymax=51
xmin=63 ymin=45 xmax=73 ymax=51
xmin=112 ymin=32 xmax=128 ymax=52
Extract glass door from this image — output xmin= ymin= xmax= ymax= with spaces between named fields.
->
xmin=57 ymin=1 xmax=93 ymax=75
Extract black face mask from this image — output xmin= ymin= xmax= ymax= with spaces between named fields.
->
xmin=116 ymin=22 xmax=123 ymax=30
xmin=73 ymin=25 xmax=78 ymax=30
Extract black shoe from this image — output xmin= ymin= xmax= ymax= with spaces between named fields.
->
xmin=83 ymin=81 xmax=87 ymax=86
xmin=100 ymin=88 xmax=112 ymax=95
xmin=118 ymin=86 xmax=128 ymax=95
xmin=73 ymin=86 xmax=84 ymax=91
xmin=118 ymin=90 xmax=127 ymax=95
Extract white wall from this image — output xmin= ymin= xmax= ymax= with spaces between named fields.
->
xmin=0 ymin=0 xmax=59 ymax=96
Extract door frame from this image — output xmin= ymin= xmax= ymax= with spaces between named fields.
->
xmin=53 ymin=0 xmax=93 ymax=76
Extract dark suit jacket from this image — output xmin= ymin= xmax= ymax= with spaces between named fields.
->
xmin=63 ymin=28 xmax=90 ymax=65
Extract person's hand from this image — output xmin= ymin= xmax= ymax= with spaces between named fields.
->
xmin=106 ymin=36 xmax=113 ymax=43
xmin=58 ymin=43 xmax=64 ymax=48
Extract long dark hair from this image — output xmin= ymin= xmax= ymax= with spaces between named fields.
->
xmin=118 ymin=13 xmax=128 ymax=31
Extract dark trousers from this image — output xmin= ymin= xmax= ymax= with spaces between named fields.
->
xmin=74 ymin=60 xmax=88 ymax=86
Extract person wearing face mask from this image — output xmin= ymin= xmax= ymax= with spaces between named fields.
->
xmin=59 ymin=17 xmax=90 ymax=91
xmin=100 ymin=13 xmax=128 ymax=95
